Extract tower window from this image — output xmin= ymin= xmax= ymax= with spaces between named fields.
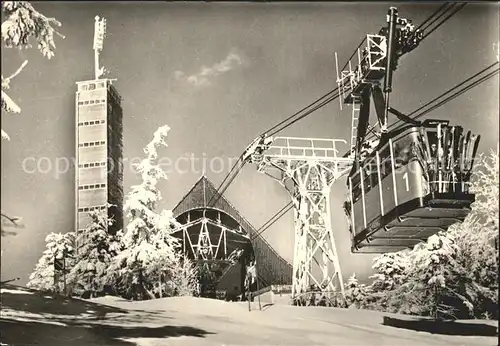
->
xmin=79 ymin=141 xmax=105 ymax=147
xmin=78 ymin=120 xmax=106 ymax=127
xmin=78 ymin=161 xmax=106 ymax=169
xmin=78 ymin=183 xmax=107 ymax=190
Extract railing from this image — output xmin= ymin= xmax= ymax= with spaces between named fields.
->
xmin=263 ymin=137 xmax=352 ymax=161
xmin=335 ymin=34 xmax=387 ymax=105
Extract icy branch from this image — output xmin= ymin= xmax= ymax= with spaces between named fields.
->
xmin=4 ymin=60 xmax=28 ymax=84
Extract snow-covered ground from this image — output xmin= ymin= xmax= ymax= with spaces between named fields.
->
xmin=1 ymin=285 xmax=497 ymax=346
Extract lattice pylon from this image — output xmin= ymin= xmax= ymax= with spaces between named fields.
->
xmin=249 ymin=136 xmax=353 ymax=305
xmin=275 ymin=159 xmax=347 ymax=305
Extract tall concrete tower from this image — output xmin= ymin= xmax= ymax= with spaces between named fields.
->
xmin=75 ymin=16 xmax=123 ymax=247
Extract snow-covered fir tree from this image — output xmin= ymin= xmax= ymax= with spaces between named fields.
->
xmin=344 ymin=273 xmax=370 ymax=309
xmin=409 ymin=233 xmax=462 ymax=319
xmin=366 ymin=249 xmax=412 ymax=312
xmin=469 ymin=147 xmax=499 ymax=241
xmin=160 ymin=255 xmax=198 ymax=297
xmin=370 ymin=251 xmax=409 ymax=292
xmin=27 ymin=232 xmax=75 ymax=292
xmin=109 ymin=125 xmax=183 ymax=300
xmin=442 ymin=147 xmax=499 ymax=319
xmin=67 ymin=207 xmax=122 ymax=298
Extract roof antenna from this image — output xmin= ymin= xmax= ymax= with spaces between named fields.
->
xmin=93 ymin=15 xmax=107 ymax=80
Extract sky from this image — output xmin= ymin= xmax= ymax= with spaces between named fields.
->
xmin=1 ymin=2 xmax=499 ymax=286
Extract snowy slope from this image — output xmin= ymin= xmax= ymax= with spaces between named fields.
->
xmin=1 ymin=285 xmax=497 ymax=346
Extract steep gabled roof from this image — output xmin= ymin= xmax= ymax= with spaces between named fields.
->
xmin=172 ymin=175 xmax=262 ymax=239
xmin=172 ymin=175 xmax=293 ymax=286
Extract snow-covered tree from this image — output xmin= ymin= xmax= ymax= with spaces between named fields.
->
xmin=109 ymin=125 xmax=182 ymax=300
xmin=410 ymin=233 xmax=463 ymax=319
xmin=441 ymin=147 xmax=499 ymax=319
xmin=162 ymin=255 xmax=198 ymax=297
xmin=67 ymin=208 xmax=122 ymax=298
xmin=27 ymin=232 xmax=75 ymax=293
xmin=344 ymin=273 xmax=370 ymax=309
xmin=367 ymin=249 xmax=412 ymax=312
xmin=370 ymin=250 xmax=410 ymax=292
xmin=469 ymin=147 xmax=499 ymax=241
xmin=2 ymin=1 xmax=64 ymax=140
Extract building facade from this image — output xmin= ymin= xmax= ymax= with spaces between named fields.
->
xmin=75 ymin=79 xmax=123 ymax=246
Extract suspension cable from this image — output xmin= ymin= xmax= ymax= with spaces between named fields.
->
xmin=396 ymin=66 xmax=499 ymax=128
xmin=340 ymin=37 xmax=368 ymax=73
xmin=421 ymin=2 xmax=466 ymax=40
xmin=251 ymin=202 xmax=294 ymax=241
xmin=268 ymin=89 xmax=341 ymax=137
xmin=206 ymin=156 xmax=246 ymax=207
xmin=362 ymin=61 xmax=499 ymax=140
xmin=262 ymin=88 xmax=339 ymax=137
xmin=415 ymin=3 xmax=454 ymax=32
xmin=409 ymin=63 xmax=498 ymax=118
xmin=209 ymin=86 xmax=341 ymax=206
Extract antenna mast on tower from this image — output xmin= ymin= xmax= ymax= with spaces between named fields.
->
xmin=93 ymin=15 xmax=107 ymax=80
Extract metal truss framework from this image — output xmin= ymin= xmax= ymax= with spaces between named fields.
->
xmin=172 ymin=176 xmax=293 ymax=290
xmin=172 ymin=209 xmax=248 ymax=285
xmin=335 ymin=34 xmax=388 ymax=150
xmin=176 ymin=209 xmax=247 ymax=263
xmin=334 ymin=8 xmax=423 ymax=154
xmin=249 ymin=137 xmax=353 ymax=305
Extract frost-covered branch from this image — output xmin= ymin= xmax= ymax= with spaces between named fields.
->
xmin=2 ymin=1 xmax=64 ymax=141
xmin=2 ymin=1 xmax=64 ymax=58
xmin=1 ymin=212 xmax=24 ymax=236
xmin=3 ymin=60 xmax=28 ymax=86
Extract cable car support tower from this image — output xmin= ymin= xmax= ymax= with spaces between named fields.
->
xmin=244 ymin=136 xmax=353 ymax=305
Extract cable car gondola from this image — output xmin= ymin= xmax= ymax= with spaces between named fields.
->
xmin=345 ymin=119 xmax=480 ymax=253
xmin=336 ymin=7 xmax=481 ymax=253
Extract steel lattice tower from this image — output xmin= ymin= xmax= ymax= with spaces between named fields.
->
xmin=248 ymin=136 xmax=353 ymax=305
